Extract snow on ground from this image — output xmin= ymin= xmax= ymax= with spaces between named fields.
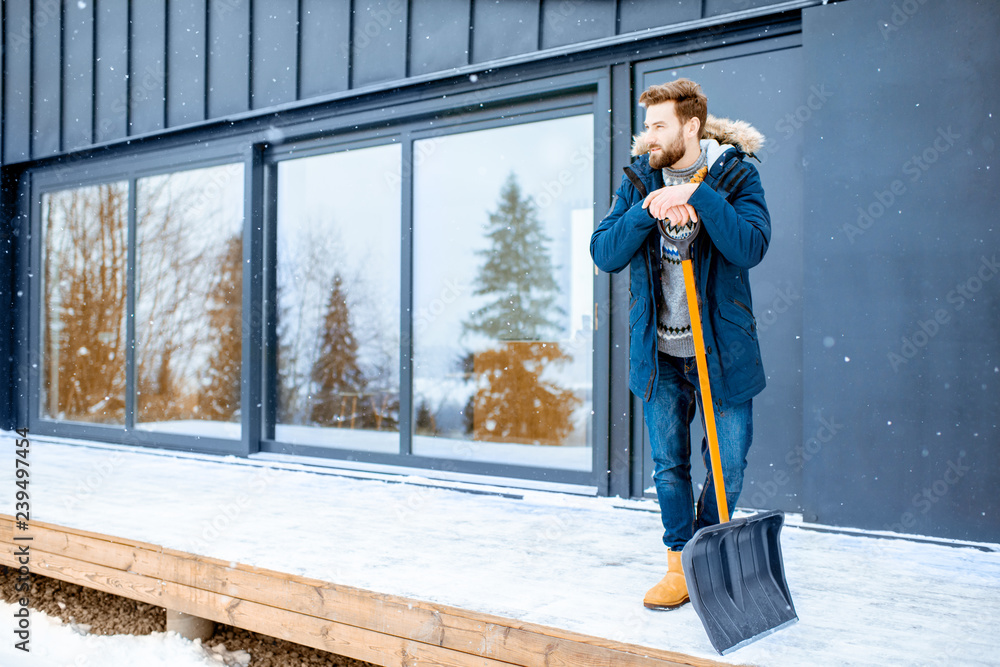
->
xmin=2 ymin=432 xmax=999 ymax=666
xmin=0 ymin=600 xmax=250 ymax=667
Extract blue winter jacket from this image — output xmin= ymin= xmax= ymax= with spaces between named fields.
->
xmin=590 ymin=130 xmax=771 ymax=407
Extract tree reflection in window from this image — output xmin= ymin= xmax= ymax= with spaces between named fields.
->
xmin=135 ymin=164 xmax=244 ymax=437
xmin=411 ymin=114 xmax=594 ymax=470
xmin=275 ymin=144 xmax=402 ymax=450
xmin=462 ymin=174 xmax=579 ymax=446
xmin=42 ymin=183 xmax=129 ymax=424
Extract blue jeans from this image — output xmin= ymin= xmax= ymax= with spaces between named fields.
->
xmin=644 ymin=352 xmax=753 ymax=550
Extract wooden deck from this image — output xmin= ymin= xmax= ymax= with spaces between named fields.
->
xmin=0 ymin=515 xmax=740 ymax=667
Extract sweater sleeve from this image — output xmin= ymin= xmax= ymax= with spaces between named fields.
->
xmin=590 ymin=174 xmax=658 ymax=274
xmin=687 ymin=161 xmax=771 ymax=268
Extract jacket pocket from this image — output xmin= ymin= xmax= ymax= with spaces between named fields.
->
xmin=720 ymin=298 xmax=756 ymax=337
xmin=629 ymin=297 xmax=646 ymax=331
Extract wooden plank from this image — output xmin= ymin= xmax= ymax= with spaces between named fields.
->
xmin=0 ymin=547 xmax=518 ymax=667
xmin=0 ymin=517 xmax=739 ymax=667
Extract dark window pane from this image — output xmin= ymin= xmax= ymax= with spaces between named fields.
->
xmin=275 ymin=144 xmax=402 ymax=451
xmin=412 ymin=115 xmax=594 ymax=470
xmin=135 ymin=163 xmax=244 ymax=438
xmin=42 ymin=183 xmax=130 ymax=424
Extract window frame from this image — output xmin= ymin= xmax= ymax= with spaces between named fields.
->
xmin=260 ymin=76 xmax=611 ymax=489
xmin=26 ymin=145 xmax=251 ymax=455
xmin=20 ymin=69 xmax=612 ymax=491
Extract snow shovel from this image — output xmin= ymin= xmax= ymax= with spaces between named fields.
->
xmin=657 ymin=214 xmax=797 ymax=655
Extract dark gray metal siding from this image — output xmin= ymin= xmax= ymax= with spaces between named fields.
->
xmin=251 ymin=0 xmax=299 ymax=109
xmin=350 ymin=0 xmax=408 ymax=88
xmin=0 ymin=0 xmax=824 ymax=165
xmin=802 ymin=0 xmax=1000 ymax=542
xmin=471 ymin=1 xmax=539 ymax=63
xmin=32 ymin=0 xmax=61 ymax=158
xmin=540 ymin=0 xmax=616 ymax=49
xmin=62 ymin=0 xmax=94 ymax=151
xmin=207 ymin=0 xmax=251 ymax=118
xmin=168 ymin=0 xmax=208 ymax=127
xmin=129 ymin=0 xmax=167 ymax=136
xmin=94 ymin=0 xmax=129 ymax=144
xmin=409 ymin=0 xmax=471 ymax=76
xmin=618 ymin=1 xmax=700 ymax=35
xmin=299 ymin=0 xmax=351 ymax=98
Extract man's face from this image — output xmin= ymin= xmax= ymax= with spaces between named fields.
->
xmin=644 ymin=101 xmax=688 ymax=170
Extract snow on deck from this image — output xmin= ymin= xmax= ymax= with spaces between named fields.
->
xmin=3 ymin=432 xmax=998 ymax=666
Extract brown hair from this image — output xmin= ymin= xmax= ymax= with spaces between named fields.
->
xmin=639 ymin=78 xmax=708 ymax=139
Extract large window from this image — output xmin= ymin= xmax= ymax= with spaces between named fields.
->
xmin=273 ymin=144 xmax=402 ymax=451
xmin=411 ymin=114 xmax=595 ymax=470
xmin=41 ymin=182 xmax=129 ymax=424
xmin=32 ymin=94 xmax=601 ymax=483
xmin=135 ymin=163 xmax=245 ymax=438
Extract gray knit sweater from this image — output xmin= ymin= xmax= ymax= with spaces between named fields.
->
xmin=656 ymin=145 xmax=708 ymax=357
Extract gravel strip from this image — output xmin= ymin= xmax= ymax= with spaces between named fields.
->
xmin=0 ymin=566 xmax=377 ymax=666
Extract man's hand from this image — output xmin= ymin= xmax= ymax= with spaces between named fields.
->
xmin=661 ymin=204 xmax=698 ymax=229
xmin=642 ymin=182 xmax=699 ymax=222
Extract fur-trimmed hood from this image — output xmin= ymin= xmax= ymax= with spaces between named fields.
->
xmin=631 ymin=114 xmax=765 ymax=159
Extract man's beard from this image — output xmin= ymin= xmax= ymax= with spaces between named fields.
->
xmin=648 ymin=130 xmax=686 ymax=170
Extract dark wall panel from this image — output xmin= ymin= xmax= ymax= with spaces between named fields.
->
xmin=94 ymin=0 xmax=129 ymax=144
xmin=409 ymin=0 xmax=471 ymax=76
xmin=32 ymin=0 xmax=62 ymax=158
xmin=299 ymin=0 xmax=350 ymax=99
xmin=351 ymin=0 xmax=408 ymax=88
xmin=168 ymin=0 xmax=207 ymax=127
xmin=207 ymin=0 xmax=251 ymax=118
xmin=618 ymin=0 xmax=700 ymax=35
xmin=129 ymin=0 xmax=167 ymax=136
xmin=704 ymin=0 xmax=788 ymax=18
xmin=3 ymin=0 xmax=33 ymax=163
xmin=540 ymin=0 xmax=615 ymax=49
xmin=471 ymin=0 xmax=538 ymax=64
xmin=63 ymin=0 xmax=95 ymax=151
xmin=252 ymin=0 xmax=298 ymax=109
xmin=0 ymin=0 xmax=4 ymax=165
xmin=802 ymin=0 xmax=1000 ymax=542
xmin=637 ymin=44 xmax=806 ymax=515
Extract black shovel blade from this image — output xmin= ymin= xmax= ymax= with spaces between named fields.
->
xmin=682 ymin=509 xmax=797 ymax=655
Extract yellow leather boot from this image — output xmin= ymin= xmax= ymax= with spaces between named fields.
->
xmin=643 ymin=549 xmax=689 ymax=610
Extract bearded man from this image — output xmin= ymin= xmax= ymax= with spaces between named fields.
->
xmin=590 ymin=78 xmax=770 ymax=610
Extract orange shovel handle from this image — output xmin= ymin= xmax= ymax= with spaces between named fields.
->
xmin=681 ymin=259 xmax=730 ymax=524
